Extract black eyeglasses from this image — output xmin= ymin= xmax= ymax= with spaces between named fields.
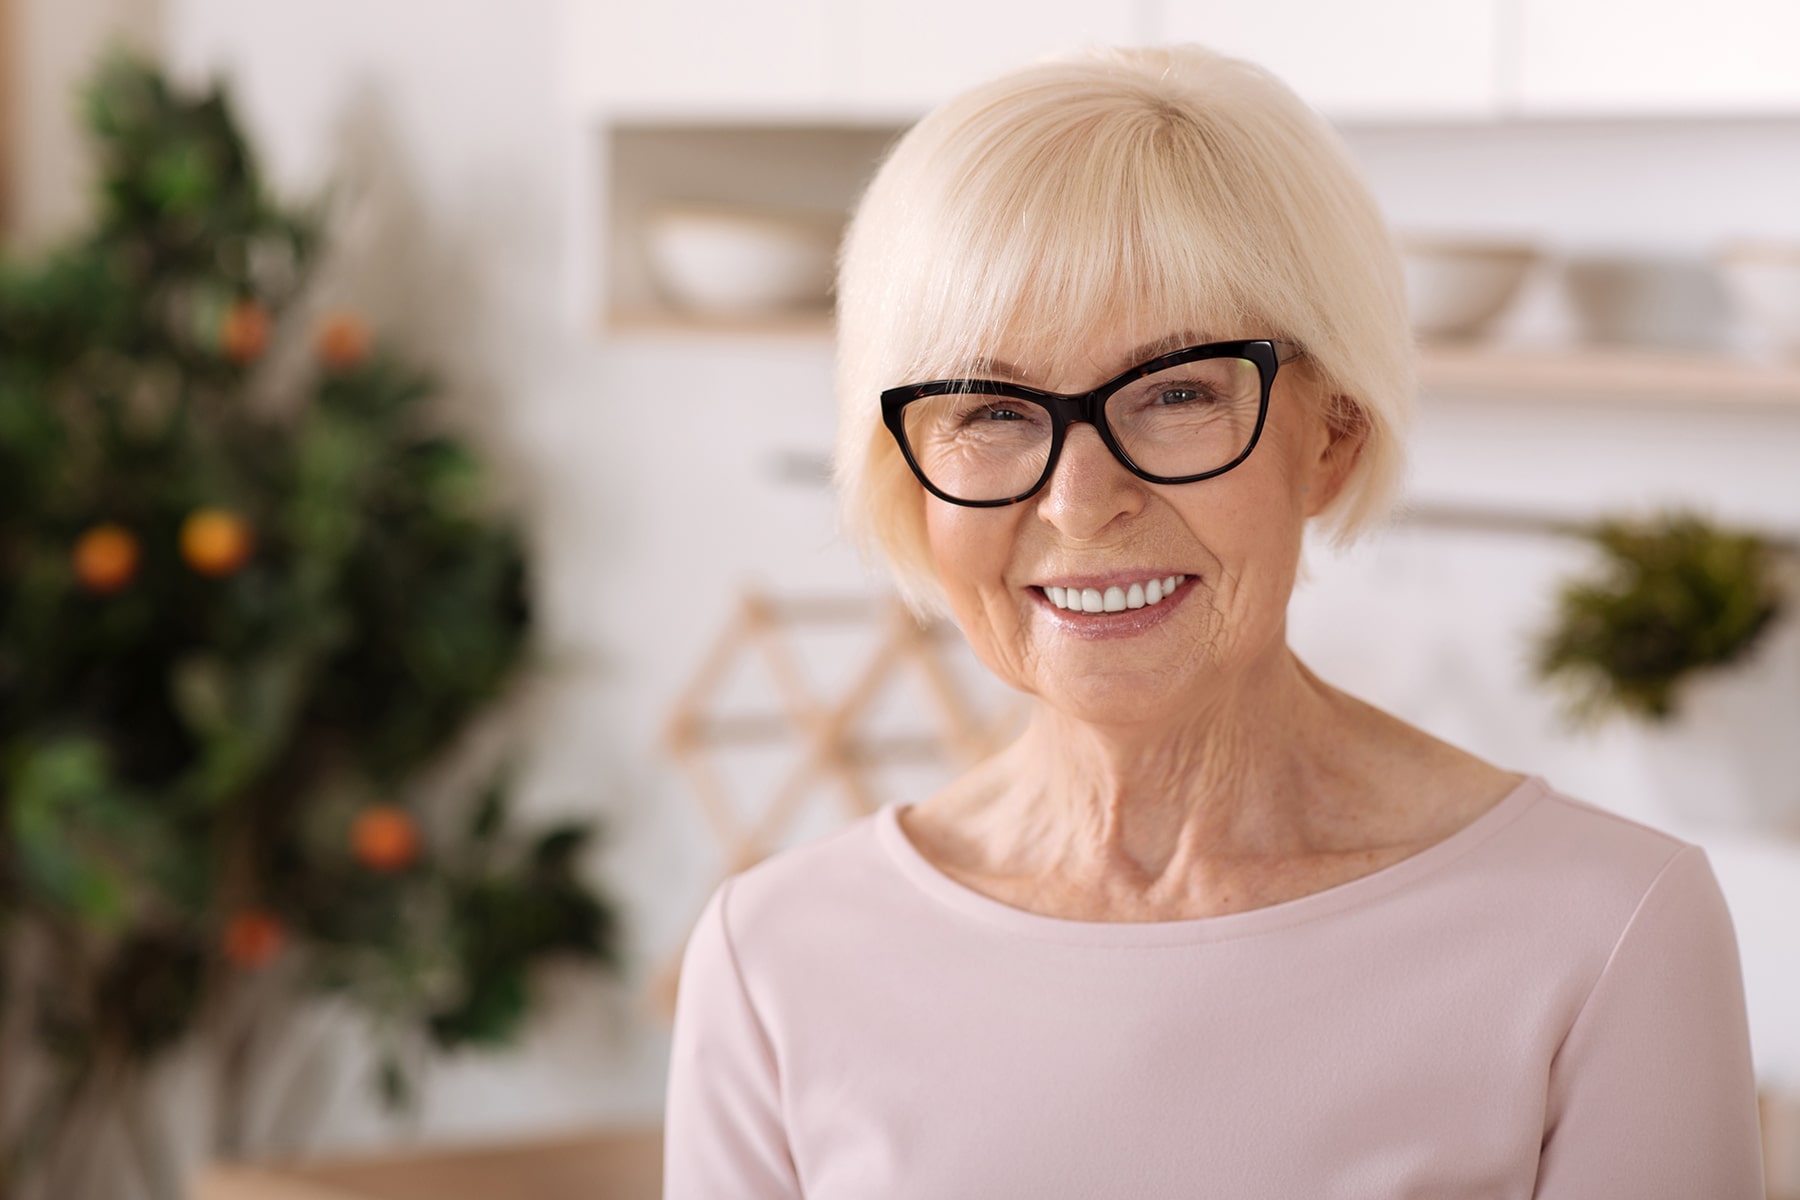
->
xmin=880 ymin=339 xmax=1303 ymax=508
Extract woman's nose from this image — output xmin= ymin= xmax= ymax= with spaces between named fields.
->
xmin=1034 ymin=423 xmax=1146 ymax=540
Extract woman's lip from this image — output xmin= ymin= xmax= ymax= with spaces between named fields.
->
xmin=1030 ymin=571 xmax=1192 ymax=590
xmin=1030 ymin=576 xmax=1193 ymax=639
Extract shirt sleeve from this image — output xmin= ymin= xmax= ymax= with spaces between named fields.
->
xmin=1534 ymin=844 xmax=1764 ymax=1198
xmin=664 ymin=877 xmax=804 ymax=1199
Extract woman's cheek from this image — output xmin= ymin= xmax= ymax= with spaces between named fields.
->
xmin=926 ymin=509 xmax=1032 ymax=682
xmin=925 ymin=505 xmax=1004 ymax=598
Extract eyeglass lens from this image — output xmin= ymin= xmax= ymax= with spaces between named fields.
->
xmin=900 ymin=355 xmax=1264 ymax=503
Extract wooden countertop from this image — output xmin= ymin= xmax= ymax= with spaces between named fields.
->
xmin=193 ymin=1127 xmax=662 ymax=1200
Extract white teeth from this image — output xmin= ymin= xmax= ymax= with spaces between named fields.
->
xmin=1044 ymin=574 xmax=1188 ymax=613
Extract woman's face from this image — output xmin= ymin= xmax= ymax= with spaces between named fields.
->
xmin=924 ymin=320 xmax=1361 ymax=728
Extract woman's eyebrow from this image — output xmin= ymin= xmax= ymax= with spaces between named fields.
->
xmin=965 ymin=331 xmax=1215 ymax=384
xmin=967 ymin=357 xmax=1030 ymax=381
xmin=1123 ymin=331 xmax=1212 ymax=364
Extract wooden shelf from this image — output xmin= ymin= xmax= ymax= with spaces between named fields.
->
xmin=600 ymin=312 xmax=1800 ymax=409
xmin=1418 ymin=344 xmax=1800 ymax=407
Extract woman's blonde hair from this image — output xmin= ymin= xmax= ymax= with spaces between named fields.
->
xmin=834 ymin=44 xmax=1413 ymax=613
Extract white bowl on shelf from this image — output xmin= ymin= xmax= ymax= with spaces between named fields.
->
xmin=645 ymin=205 xmax=841 ymax=317
xmin=1400 ymin=239 xmax=1539 ymax=341
xmin=1562 ymin=255 xmax=1731 ymax=351
xmin=1720 ymin=241 xmax=1800 ymax=357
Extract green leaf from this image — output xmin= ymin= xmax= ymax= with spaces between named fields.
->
xmin=530 ymin=824 xmax=590 ymax=874
xmin=375 ymin=1055 xmax=413 ymax=1113
xmin=6 ymin=740 xmax=135 ymax=927
xmin=170 ymin=654 xmax=232 ymax=735
xmin=467 ymin=778 xmax=508 ymax=844
xmin=428 ymin=968 xmax=529 ymax=1050
xmin=146 ymin=142 xmax=218 ymax=214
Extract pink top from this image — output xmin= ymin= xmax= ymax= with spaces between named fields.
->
xmin=664 ymin=775 xmax=1764 ymax=1197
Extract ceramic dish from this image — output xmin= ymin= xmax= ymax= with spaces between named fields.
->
xmin=646 ymin=205 xmax=841 ymax=315
xmin=1400 ymin=239 xmax=1539 ymax=341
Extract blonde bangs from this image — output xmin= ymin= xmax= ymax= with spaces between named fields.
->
xmin=890 ymin=98 xmax=1270 ymax=385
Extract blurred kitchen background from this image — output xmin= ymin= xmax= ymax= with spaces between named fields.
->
xmin=5 ymin=0 xmax=1800 ymax=1197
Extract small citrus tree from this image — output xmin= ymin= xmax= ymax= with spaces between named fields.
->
xmin=0 ymin=56 xmax=618 ymax=1200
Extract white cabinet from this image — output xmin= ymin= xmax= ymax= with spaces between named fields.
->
xmin=1161 ymin=0 xmax=1504 ymax=120
xmin=568 ymin=0 xmax=1800 ymax=121
xmin=564 ymin=0 xmax=835 ymax=117
xmin=566 ymin=0 xmax=1139 ymax=119
xmin=1515 ymin=0 xmax=1800 ymax=115
xmin=846 ymin=0 xmax=1139 ymax=115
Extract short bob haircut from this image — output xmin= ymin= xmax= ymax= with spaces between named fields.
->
xmin=834 ymin=44 xmax=1413 ymax=614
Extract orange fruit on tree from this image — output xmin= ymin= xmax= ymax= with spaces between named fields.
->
xmin=223 ymin=909 xmax=285 ymax=969
xmin=219 ymin=300 xmax=271 ymax=364
xmin=72 ymin=524 xmax=141 ymax=593
xmin=316 ymin=311 xmax=371 ymax=371
xmin=351 ymin=805 xmax=420 ymax=873
xmin=180 ymin=507 xmax=254 ymax=577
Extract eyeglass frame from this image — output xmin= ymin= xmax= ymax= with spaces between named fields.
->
xmin=879 ymin=338 xmax=1306 ymax=509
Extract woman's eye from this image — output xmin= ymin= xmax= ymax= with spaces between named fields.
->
xmin=966 ymin=403 xmax=1027 ymax=422
xmin=1155 ymin=386 xmax=1213 ymax=406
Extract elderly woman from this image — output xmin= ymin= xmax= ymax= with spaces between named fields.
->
xmin=663 ymin=45 xmax=1764 ymax=1197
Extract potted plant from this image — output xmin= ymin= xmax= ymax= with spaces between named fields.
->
xmin=0 ymin=56 xmax=621 ymax=1200
xmin=1534 ymin=509 xmax=1797 ymax=832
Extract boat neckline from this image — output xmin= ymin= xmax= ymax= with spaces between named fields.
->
xmin=873 ymin=774 xmax=1549 ymax=946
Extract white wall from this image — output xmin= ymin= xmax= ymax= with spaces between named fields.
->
xmin=147 ymin=0 xmax=1800 ymax=1153
xmin=8 ymin=0 xmax=163 ymax=247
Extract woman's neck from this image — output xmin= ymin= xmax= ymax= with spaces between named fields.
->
xmin=1012 ymin=648 xmax=1347 ymax=868
xmin=904 ymin=646 xmax=1519 ymax=922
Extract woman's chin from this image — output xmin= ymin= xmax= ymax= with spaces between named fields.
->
xmin=1023 ymin=665 xmax=1205 ymax=731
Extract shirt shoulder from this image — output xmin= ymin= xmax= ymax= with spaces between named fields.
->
xmin=1490 ymin=781 xmax=1697 ymax=931
xmin=709 ymin=811 xmax=919 ymax=976
xmin=728 ymin=810 xmax=893 ymax=914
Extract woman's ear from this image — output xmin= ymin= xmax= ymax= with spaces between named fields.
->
xmin=1305 ymin=394 xmax=1369 ymax=516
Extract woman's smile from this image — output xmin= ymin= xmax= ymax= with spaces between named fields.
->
xmin=1037 ymin=572 xmax=1189 ymax=612
xmin=1028 ymin=572 xmax=1196 ymax=640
